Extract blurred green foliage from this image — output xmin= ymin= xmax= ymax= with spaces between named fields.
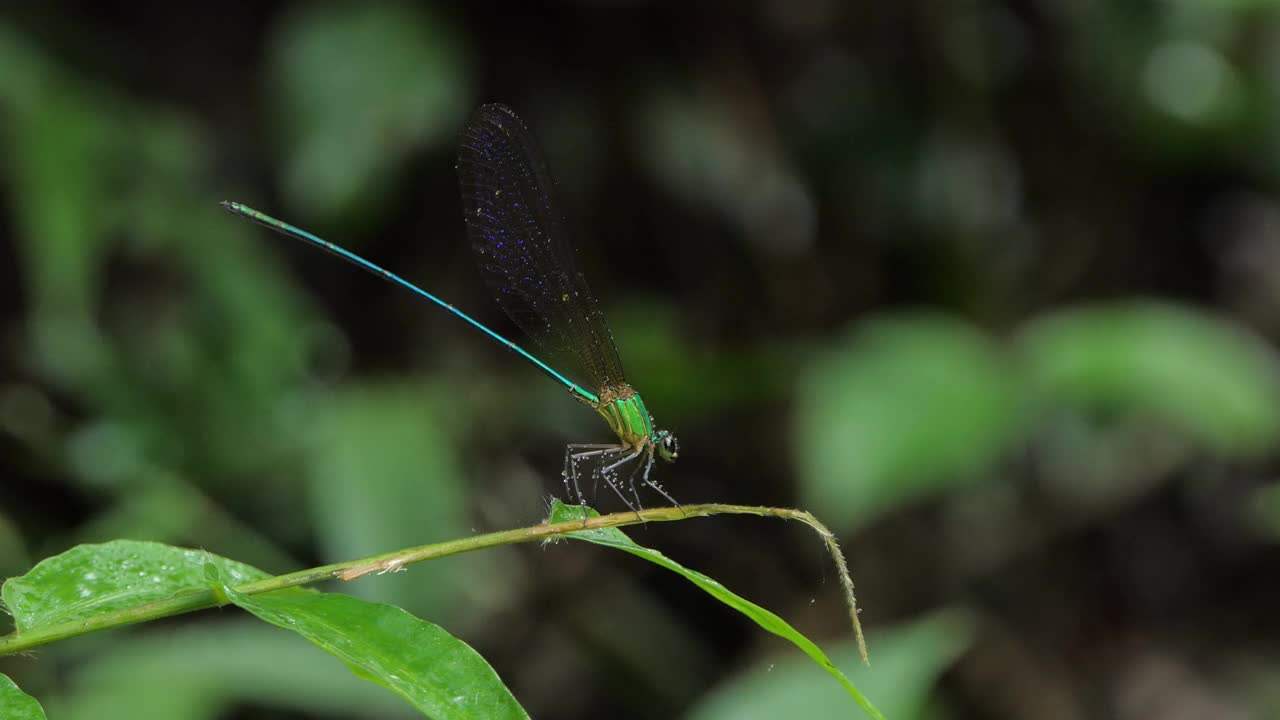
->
xmin=797 ymin=314 xmax=1022 ymax=530
xmin=1021 ymin=303 xmax=1280 ymax=453
xmin=0 ymin=18 xmax=319 ymax=574
xmin=689 ymin=610 xmax=974 ymax=720
xmin=268 ymin=3 xmax=471 ymax=221
xmin=3 ymin=0 xmax=1280 ymax=718
xmin=796 ymin=304 xmax=1280 ymax=529
xmin=303 ymin=382 xmax=499 ymax=615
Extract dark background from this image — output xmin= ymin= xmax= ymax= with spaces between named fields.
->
xmin=3 ymin=1 xmax=1280 ymax=718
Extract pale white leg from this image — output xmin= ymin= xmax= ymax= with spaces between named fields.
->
xmin=624 ymin=457 xmax=645 ymax=515
xmin=563 ymin=444 xmax=625 ymax=507
xmin=641 ymin=454 xmax=683 ymax=512
xmin=599 ymin=450 xmax=643 ymax=518
xmin=601 ymin=450 xmax=641 ymax=474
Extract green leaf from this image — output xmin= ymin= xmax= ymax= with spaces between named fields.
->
xmin=50 ymin=621 xmax=417 ymax=720
xmin=0 ymin=673 xmax=47 ymax=720
xmin=268 ymin=2 xmax=470 ymax=218
xmin=688 ymin=609 xmax=974 ymax=720
xmin=1021 ymin=302 xmax=1280 ymax=454
xmin=796 ymin=313 xmax=1023 ymax=529
xmin=224 ymin=586 xmax=527 ymax=720
xmin=547 ymin=502 xmax=885 ymax=720
xmin=2 ymin=540 xmax=267 ymax=633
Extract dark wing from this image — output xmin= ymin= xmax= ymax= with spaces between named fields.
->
xmin=456 ymin=103 xmax=626 ymax=390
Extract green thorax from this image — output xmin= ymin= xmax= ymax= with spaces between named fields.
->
xmin=592 ymin=384 xmax=655 ymax=450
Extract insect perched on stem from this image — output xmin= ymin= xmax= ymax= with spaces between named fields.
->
xmin=224 ymin=103 xmax=680 ymax=512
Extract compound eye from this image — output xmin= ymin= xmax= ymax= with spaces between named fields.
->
xmin=662 ymin=435 xmax=679 ymax=454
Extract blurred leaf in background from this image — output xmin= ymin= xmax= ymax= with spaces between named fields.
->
xmin=796 ymin=302 xmax=1280 ymax=532
xmin=796 ymin=314 xmax=1023 ymax=530
xmin=268 ymin=1 xmax=471 ymax=222
xmin=302 ymin=381 xmax=512 ymax=618
xmin=0 ymin=16 xmax=320 ymax=568
xmin=689 ymin=609 xmax=975 ymax=720
xmin=1021 ymin=302 xmax=1280 ymax=456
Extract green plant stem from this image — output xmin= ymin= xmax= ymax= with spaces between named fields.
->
xmin=0 ymin=504 xmax=865 ymax=660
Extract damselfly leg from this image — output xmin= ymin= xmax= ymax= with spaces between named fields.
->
xmin=641 ymin=453 xmax=683 ymax=514
xmin=600 ymin=450 xmax=644 ymax=520
xmin=562 ymin=443 xmax=621 ymax=506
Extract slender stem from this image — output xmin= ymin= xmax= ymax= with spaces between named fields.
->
xmin=0 ymin=504 xmax=864 ymax=661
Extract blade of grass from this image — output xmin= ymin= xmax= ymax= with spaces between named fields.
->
xmin=547 ymin=502 xmax=884 ymax=720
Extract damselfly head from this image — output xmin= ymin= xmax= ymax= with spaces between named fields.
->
xmin=656 ymin=430 xmax=679 ymax=463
